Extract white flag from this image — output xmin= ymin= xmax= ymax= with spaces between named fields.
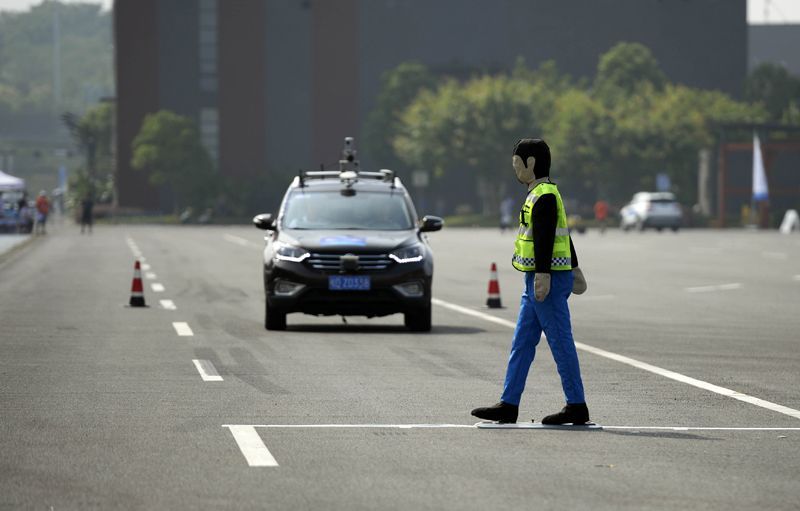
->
xmin=752 ymin=132 xmax=769 ymax=201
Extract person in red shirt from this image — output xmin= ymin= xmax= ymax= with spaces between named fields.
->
xmin=593 ymin=199 xmax=609 ymax=234
xmin=35 ymin=190 xmax=50 ymax=235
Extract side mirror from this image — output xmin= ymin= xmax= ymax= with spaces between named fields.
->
xmin=253 ymin=213 xmax=275 ymax=230
xmin=419 ymin=215 xmax=443 ymax=232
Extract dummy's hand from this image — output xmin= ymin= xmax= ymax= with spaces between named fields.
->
xmin=572 ymin=267 xmax=587 ymax=295
xmin=534 ymin=273 xmax=551 ymax=302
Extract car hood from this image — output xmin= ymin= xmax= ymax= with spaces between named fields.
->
xmin=280 ymin=229 xmax=418 ymax=253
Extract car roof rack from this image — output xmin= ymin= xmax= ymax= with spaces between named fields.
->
xmin=297 ymin=137 xmax=397 ymax=188
xmin=297 ymin=168 xmax=396 ymax=188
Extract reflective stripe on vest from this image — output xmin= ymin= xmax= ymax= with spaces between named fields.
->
xmin=511 ymin=182 xmax=572 ymax=272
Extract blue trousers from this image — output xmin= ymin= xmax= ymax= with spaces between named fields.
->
xmin=501 ymin=271 xmax=586 ymax=406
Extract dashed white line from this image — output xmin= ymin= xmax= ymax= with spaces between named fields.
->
xmin=223 ymin=233 xmax=259 ymax=248
xmin=160 ymin=299 xmax=177 ymax=310
xmin=225 ymin=426 xmax=279 ymax=467
xmin=432 ymin=297 xmax=800 ymax=421
xmin=172 ymin=322 xmax=194 ymax=336
xmin=685 ymin=282 xmax=742 ymax=293
xmin=145 ymin=272 xmax=157 ymax=280
xmin=151 ymin=283 xmax=165 ymax=292
xmin=141 ymin=263 xmax=151 ymax=271
xmin=793 ymin=275 xmax=800 ymax=282
xmin=192 ymin=359 xmax=223 ymax=381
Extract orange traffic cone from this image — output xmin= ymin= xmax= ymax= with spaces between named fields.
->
xmin=486 ymin=262 xmax=502 ymax=308
xmin=129 ymin=260 xmax=147 ymax=307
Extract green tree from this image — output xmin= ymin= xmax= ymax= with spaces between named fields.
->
xmin=362 ymin=62 xmax=436 ymax=169
xmin=131 ymin=111 xmax=218 ymax=212
xmin=594 ymin=42 xmax=667 ymax=105
xmin=545 ymin=88 xmax=615 ymax=195
xmin=62 ymin=101 xmax=114 ymax=202
xmin=745 ymin=62 xmax=800 ymax=122
xmin=395 ymin=68 xmax=563 ymax=213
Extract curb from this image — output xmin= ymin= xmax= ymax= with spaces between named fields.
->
xmin=0 ymin=235 xmax=40 ymax=269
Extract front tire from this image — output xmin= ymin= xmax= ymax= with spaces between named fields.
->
xmin=265 ymin=299 xmax=287 ymax=331
xmin=405 ymin=303 xmax=432 ymax=332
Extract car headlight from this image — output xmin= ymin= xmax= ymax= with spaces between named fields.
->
xmin=389 ymin=245 xmax=423 ymax=263
xmin=274 ymin=242 xmax=310 ymax=262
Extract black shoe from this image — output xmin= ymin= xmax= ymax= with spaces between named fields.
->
xmin=541 ymin=403 xmax=590 ymax=425
xmin=471 ymin=401 xmax=519 ymax=423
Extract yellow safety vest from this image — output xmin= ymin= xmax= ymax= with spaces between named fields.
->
xmin=512 ymin=182 xmax=572 ymax=272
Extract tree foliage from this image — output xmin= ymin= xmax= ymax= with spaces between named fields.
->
xmin=745 ymin=62 xmax=800 ymax=123
xmin=594 ymin=42 xmax=667 ymax=104
xmin=385 ymin=43 xmax=766 ymax=207
xmin=131 ymin=111 xmax=218 ymax=211
xmin=0 ymin=2 xmax=112 ymax=137
xmin=362 ymin=62 xmax=436 ymax=169
xmin=62 ymin=101 xmax=114 ymax=202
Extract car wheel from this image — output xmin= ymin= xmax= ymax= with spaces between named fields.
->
xmin=265 ymin=299 xmax=287 ymax=331
xmin=671 ymin=226 xmax=680 ymax=233
xmin=405 ymin=303 xmax=432 ymax=332
xmin=656 ymin=227 xmax=663 ymax=232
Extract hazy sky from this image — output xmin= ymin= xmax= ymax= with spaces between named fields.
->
xmin=0 ymin=0 xmax=798 ymax=23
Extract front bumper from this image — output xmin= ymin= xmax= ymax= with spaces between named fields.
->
xmin=265 ymin=259 xmax=431 ymax=317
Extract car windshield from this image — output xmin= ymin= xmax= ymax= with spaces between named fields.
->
xmin=282 ymin=190 xmax=414 ymax=230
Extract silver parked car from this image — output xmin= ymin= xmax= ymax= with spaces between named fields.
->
xmin=620 ymin=192 xmax=682 ymax=232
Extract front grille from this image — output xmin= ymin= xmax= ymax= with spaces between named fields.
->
xmin=307 ymin=252 xmax=391 ymax=271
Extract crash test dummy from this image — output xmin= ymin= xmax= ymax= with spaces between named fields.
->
xmin=471 ymin=138 xmax=591 ymax=425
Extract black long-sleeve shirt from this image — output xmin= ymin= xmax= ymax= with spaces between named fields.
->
xmin=530 ymin=193 xmax=579 ymax=273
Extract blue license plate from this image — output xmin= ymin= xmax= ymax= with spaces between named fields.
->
xmin=328 ymin=275 xmax=371 ymax=291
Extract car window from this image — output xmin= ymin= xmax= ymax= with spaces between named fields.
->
xmin=282 ymin=190 xmax=414 ymax=230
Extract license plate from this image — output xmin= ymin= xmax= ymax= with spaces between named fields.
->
xmin=328 ymin=275 xmax=371 ymax=291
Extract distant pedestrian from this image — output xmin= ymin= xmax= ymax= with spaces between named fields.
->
xmin=16 ymin=192 xmax=32 ymax=234
xmin=594 ymin=199 xmax=609 ymax=234
xmin=35 ymin=190 xmax=50 ymax=235
xmin=499 ymin=196 xmax=514 ymax=232
xmin=80 ymin=195 xmax=94 ymax=234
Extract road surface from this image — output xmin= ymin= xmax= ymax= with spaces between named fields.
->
xmin=1 ymin=226 xmax=798 ymax=510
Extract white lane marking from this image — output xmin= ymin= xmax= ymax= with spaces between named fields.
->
xmin=223 ymin=424 xmax=800 ymax=432
xmin=223 ymin=233 xmax=259 ymax=248
xmin=145 ymin=272 xmax=157 ymax=280
xmin=192 ymin=359 xmax=223 ymax=381
xmin=432 ymin=298 xmax=516 ymax=329
xmin=225 ymin=426 xmax=279 ymax=467
xmin=139 ymin=256 xmax=147 ymax=262
xmin=172 ymin=322 xmax=194 ymax=336
xmin=793 ymin=275 xmax=800 ymax=282
xmin=685 ymin=282 xmax=742 ymax=293
xmin=151 ymin=283 xmax=165 ymax=292
xmin=602 ymin=426 xmax=800 ymax=431
xmin=432 ymin=297 xmax=800 ymax=421
xmin=224 ymin=424 xmax=475 ymax=429
xmin=762 ymin=251 xmax=788 ymax=260
xmin=141 ymin=263 xmax=151 ymax=271
xmin=160 ymin=299 xmax=177 ymax=310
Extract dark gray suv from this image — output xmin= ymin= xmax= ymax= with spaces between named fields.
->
xmin=254 ymin=166 xmax=442 ymax=331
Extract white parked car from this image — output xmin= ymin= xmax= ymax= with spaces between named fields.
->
xmin=620 ymin=192 xmax=682 ymax=232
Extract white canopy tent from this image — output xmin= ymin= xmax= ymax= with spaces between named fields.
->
xmin=0 ymin=170 xmax=25 ymax=192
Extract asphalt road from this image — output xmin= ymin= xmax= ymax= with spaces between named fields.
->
xmin=1 ymin=225 xmax=799 ymax=510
